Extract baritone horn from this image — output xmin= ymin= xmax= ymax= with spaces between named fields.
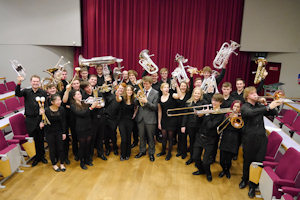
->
xmin=213 ymin=40 xmax=240 ymax=69
xmin=139 ymin=49 xmax=159 ymax=74
xmin=254 ymin=58 xmax=267 ymax=84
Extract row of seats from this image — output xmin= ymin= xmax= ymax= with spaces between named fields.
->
xmin=0 ymin=97 xmax=24 ymax=119
xmin=0 ymin=81 xmax=16 ymax=94
xmin=255 ymin=131 xmax=300 ymax=199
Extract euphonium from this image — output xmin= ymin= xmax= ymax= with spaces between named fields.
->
xmin=254 ymin=57 xmax=267 ymax=84
xmin=171 ymin=54 xmax=190 ymax=83
xmin=213 ymin=40 xmax=240 ymax=69
xmin=138 ymin=49 xmax=159 ymax=74
xmin=136 ymin=83 xmax=146 ymax=107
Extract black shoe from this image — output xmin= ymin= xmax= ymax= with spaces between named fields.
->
xmin=53 ymin=166 xmax=60 ymax=172
xmin=239 ymin=180 xmax=248 ymax=189
xmin=41 ymin=157 xmax=48 ymax=164
xmin=233 ymin=155 xmax=238 ymax=160
xmin=185 ymin=159 xmax=193 ymax=165
xmin=125 ymin=156 xmax=129 ymax=160
xmin=206 ymin=175 xmax=212 ymax=182
xmin=113 ymin=149 xmax=118 ymax=155
xmin=225 ymin=170 xmax=231 ymax=179
xmin=74 ymin=155 xmax=79 ymax=161
xmin=80 ymin=162 xmax=88 ymax=170
xmin=149 ymin=154 xmax=155 ymax=162
xmin=86 ymin=161 xmax=93 ymax=166
xmin=135 ymin=152 xmax=146 ymax=158
xmin=156 ymin=136 xmax=162 ymax=143
xmin=105 ymin=149 xmax=111 ymax=156
xmin=176 ymin=152 xmax=182 ymax=157
xmin=192 ymin=170 xmax=205 ymax=175
xmin=131 ymin=142 xmax=138 ymax=148
xmin=181 ymin=154 xmax=187 ymax=159
xmin=120 ymin=157 xmax=125 ymax=161
xmin=248 ymin=188 xmax=256 ymax=198
xmin=32 ymin=160 xmax=39 ymax=167
xmin=165 ymin=153 xmax=172 ymax=161
xmin=60 ymin=167 xmax=66 ymax=172
xmin=98 ymin=154 xmax=107 ymax=161
xmin=65 ymin=159 xmax=70 ymax=165
xmin=218 ymin=171 xmax=226 ymax=178
xmin=156 ymin=151 xmax=166 ymax=157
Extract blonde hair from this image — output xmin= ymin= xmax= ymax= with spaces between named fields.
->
xmin=187 ymin=87 xmax=203 ymax=105
xmin=128 ymin=70 xmax=138 ymax=78
xmin=160 ymin=82 xmax=169 ymax=91
xmin=202 ymin=66 xmax=212 ymax=74
xmin=243 ymin=86 xmax=256 ymax=100
xmin=222 ymin=82 xmax=232 ymax=88
xmin=160 ymin=68 xmax=168 ymax=74
xmin=142 ymin=76 xmax=153 ymax=84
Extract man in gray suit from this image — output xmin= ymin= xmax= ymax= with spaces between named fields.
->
xmin=135 ymin=76 xmax=159 ymax=162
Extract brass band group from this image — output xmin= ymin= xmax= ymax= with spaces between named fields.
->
xmin=13 ymin=42 xmax=283 ymax=198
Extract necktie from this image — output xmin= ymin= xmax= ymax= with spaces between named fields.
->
xmin=145 ymin=90 xmax=148 ymax=97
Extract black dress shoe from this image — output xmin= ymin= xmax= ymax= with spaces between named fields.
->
xmin=239 ymin=180 xmax=248 ymax=189
xmin=135 ymin=152 xmax=146 ymax=158
xmin=192 ymin=170 xmax=205 ymax=175
xmin=98 ymin=154 xmax=107 ymax=161
xmin=74 ymin=156 xmax=79 ymax=161
xmin=248 ymin=187 xmax=256 ymax=198
xmin=176 ymin=152 xmax=182 ymax=157
xmin=80 ymin=162 xmax=88 ymax=170
xmin=225 ymin=170 xmax=231 ymax=179
xmin=131 ymin=142 xmax=138 ymax=148
xmin=53 ymin=166 xmax=60 ymax=172
xmin=218 ymin=171 xmax=226 ymax=178
xmin=105 ymin=149 xmax=111 ymax=156
xmin=86 ymin=161 xmax=93 ymax=166
xmin=149 ymin=155 xmax=155 ymax=162
xmin=65 ymin=159 xmax=70 ymax=165
xmin=165 ymin=153 xmax=172 ymax=161
xmin=156 ymin=151 xmax=166 ymax=157
xmin=113 ymin=149 xmax=118 ymax=155
xmin=206 ymin=175 xmax=212 ymax=182
xmin=41 ymin=157 xmax=48 ymax=164
xmin=32 ymin=160 xmax=39 ymax=167
xmin=120 ymin=157 xmax=125 ymax=161
xmin=125 ymin=156 xmax=129 ymax=160
xmin=185 ymin=159 xmax=193 ymax=165
xmin=181 ymin=154 xmax=187 ymax=159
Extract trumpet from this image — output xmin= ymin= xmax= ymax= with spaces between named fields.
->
xmin=10 ymin=60 xmax=26 ymax=79
xmin=79 ymin=54 xmax=117 ymax=67
xmin=136 ymin=83 xmax=146 ymax=107
xmin=254 ymin=58 xmax=267 ymax=84
xmin=36 ymin=96 xmax=51 ymax=125
xmin=171 ymin=54 xmax=189 ymax=83
xmin=139 ymin=49 xmax=159 ymax=74
xmin=217 ymin=114 xmax=244 ymax=135
xmin=213 ymin=40 xmax=240 ymax=69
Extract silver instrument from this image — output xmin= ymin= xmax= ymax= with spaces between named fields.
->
xmin=171 ymin=54 xmax=190 ymax=83
xmin=10 ymin=60 xmax=26 ymax=78
xmin=213 ymin=40 xmax=240 ymax=69
xmin=138 ymin=49 xmax=159 ymax=74
xmin=113 ymin=58 xmax=124 ymax=82
xmin=83 ymin=96 xmax=105 ymax=107
xmin=79 ymin=54 xmax=117 ymax=67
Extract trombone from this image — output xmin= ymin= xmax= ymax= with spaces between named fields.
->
xmin=217 ymin=114 xmax=244 ymax=135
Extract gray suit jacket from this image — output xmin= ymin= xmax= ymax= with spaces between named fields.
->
xmin=135 ymin=88 xmax=159 ymax=125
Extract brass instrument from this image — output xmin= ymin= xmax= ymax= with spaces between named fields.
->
xmin=217 ymin=115 xmax=244 ymax=135
xmin=78 ymin=54 xmax=117 ymax=67
xmin=137 ymin=83 xmax=146 ymax=107
xmin=10 ymin=60 xmax=26 ymax=79
xmin=254 ymin=58 xmax=267 ymax=84
xmin=213 ymin=40 xmax=240 ymax=69
xmin=167 ymin=104 xmax=232 ymax=117
xmin=138 ymin=49 xmax=159 ymax=74
xmin=36 ymin=96 xmax=51 ymax=125
xmin=171 ymin=54 xmax=190 ymax=83
xmin=98 ymin=83 xmax=112 ymax=93
xmin=187 ymin=67 xmax=203 ymax=76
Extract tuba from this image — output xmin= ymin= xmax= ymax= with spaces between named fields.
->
xmin=254 ymin=58 xmax=267 ymax=84
xmin=213 ymin=40 xmax=240 ymax=69
xmin=10 ymin=60 xmax=26 ymax=79
xmin=171 ymin=54 xmax=190 ymax=83
xmin=78 ymin=54 xmax=117 ymax=67
xmin=138 ymin=49 xmax=159 ymax=74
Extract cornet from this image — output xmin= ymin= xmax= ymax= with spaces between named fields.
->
xmin=171 ymin=54 xmax=190 ymax=83
xmin=139 ymin=49 xmax=159 ymax=74
xmin=10 ymin=60 xmax=26 ymax=79
xmin=254 ymin=57 xmax=267 ymax=84
xmin=78 ymin=54 xmax=117 ymax=67
xmin=213 ymin=40 xmax=240 ymax=69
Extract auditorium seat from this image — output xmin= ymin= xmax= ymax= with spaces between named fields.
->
xmin=274 ymin=110 xmax=298 ymax=128
xmin=282 ymin=116 xmax=300 ymax=137
xmin=293 ymin=131 xmax=300 ymax=144
xmin=264 ymin=131 xmax=283 ymax=162
xmin=4 ymin=97 xmax=23 ymax=113
xmin=0 ymin=130 xmax=22 ymax=188
xmin=0 ymin=84 xmax=10 ymax=94
xmin=5 ymin=81 xmax=16 ymax=91
xmin=259 ymin=148 xmax=300 ymax=200
xmin=0 ymin=102 xmax=13 ymax=118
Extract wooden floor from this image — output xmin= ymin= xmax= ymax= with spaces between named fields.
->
xmin=0 ymin=140 xmax=259 ymax=200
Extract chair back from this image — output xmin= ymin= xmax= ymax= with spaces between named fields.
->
xmin=9 ymin=113 xmax=27 ymax=136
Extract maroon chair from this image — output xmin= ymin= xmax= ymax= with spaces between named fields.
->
xmin=0 ymin=84 xmax=8 ymax=94
xmin=5 ymin=81 xmax=16 ymax=91
xmin=283 ymin=116 xmax=300 ymax=136
xmin=18 ymin=97 xmax=24 ymax=107
xmin=259 ymin=148 xmax=300 ymax=199
xmin=0 ymin=102 xmax=13 ymax=118
xmin=274 ymin=110 xmax=298 ymax=128
xmin=9 ymin=113 xmax=29 ymax=141
xmin=4 ymin=97 xmax=23 ymax=112
xmin=264 ymin=131 xmax=283 ymax=162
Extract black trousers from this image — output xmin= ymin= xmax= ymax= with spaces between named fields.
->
xmin=45 ymin=132 xmax=64 ymax=165
xmin=70 ymin=117 xmax=79 ymax=157
xmin=62 ymin=134 xmax=70 ymax=161
xmin=193 ymin=146 xmax=213 ymax=176
xmin=103 ymin=118 xmax=118 ymax=151
xmin=92 ymin=117 xmax=105 ymax=157
xmin=29 ymin=127 xmax=45 ymax=161
xmin=220 ymin=150 xmax=234 ymax=171
xmin=182 ymin=126 xmax=198 ymax=158
xmin=78 ymin=133 xmax=92 ymax=163
xmin=132 ymin=121 xmax=139 ymax=144
xmin=119 ymin=119 xmax=134 ymax=158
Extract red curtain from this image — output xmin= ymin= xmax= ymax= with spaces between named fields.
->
xmin=74 ymin=0 xmax=251 ymax=89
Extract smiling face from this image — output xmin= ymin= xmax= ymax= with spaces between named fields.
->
xmin=88 ymin=76 xmax=97 ymax=87
xmin=179 ymin=82 xmax=188 ymax=93
xmin=31 ymin=77 xmax=41 ymax=90
xmin=72 ymin=80 xmax=80 ymax=90
xmin=128 ymin=73 xmax=136 ymax=83
xmin=236 ymin=80 xmax=245 ymax=92
xmin=160 ymin=71 xmax=168 ymax=80
xmin=194 ymin=79 xmax=202 ymax=87
xmin=47 ymin=86 xmax=57 ymax=95
xmin=96 ymin=66 xmax=103 ymax=76
xmin=151 ymin=73 xmax=158 ymax=83
xmin=73 ymin=91 xmax=82 ymax=102
xmin=126 ymin=86 xmax=133 ymax=97
xmin=222 ymin=86 xmax=232 ymax=96
xmin=193 ymin=88 xmax=202 ymax=101
xmin=143 ymin=81 xmax=151 ymax=91
xmin=52 ymin=96 xmax=62 ymax=107
xmin=203 ymin=71 xmax=211 ymax=79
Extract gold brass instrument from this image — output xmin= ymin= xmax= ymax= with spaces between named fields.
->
xmin=217 ymin=115 xmax=244 ymax=135
xmin=98 ymin=83 xmax=112 ymax=93
xmin=213 ymin=40 xmax=240 ymax=69
xmin=254 ymin=58 xmax=267 ymax=84
xmin=137 ymin=83 xmax=146 ymax=107
xmin=260 ymin=90 xmax=285 ymax=101
xmin=36 ymin=96 xmax=51 ymax=125
xmin=139 ymin=49 xmax=159 ymax=74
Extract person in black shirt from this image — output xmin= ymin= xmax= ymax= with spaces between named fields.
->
xmin=181 ymin=87 xmax=207 ymax=165
xmin=15 ymin=75 xmax=48 ymax=167
xmin=80 ymin=67 xmax=89 ymax=82
xmin=61 ymin=69 xmax=69 ymax=89
xmin=96 ymin=65 xmax=105 ymax=87
xmin=41 ymin=94 xmax=66 ymax=172
xmin=239 ymin=86 xmax=282 ymax=198
xmin=192 ymin=93 xmax=225 ymax=182
xmin=230 ymin=78 xmax=246 ymax=103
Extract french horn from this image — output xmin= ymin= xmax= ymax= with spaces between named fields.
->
xmin=213 ymin=40 xmax=240 ymax=69
xmin=138 ymin=49 xmax=159 ymax=74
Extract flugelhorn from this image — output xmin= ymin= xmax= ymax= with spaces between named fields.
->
xmin=254 ymin=57 xmax=267 ymax=84
xmin=213 ymin=40 xmax=240 ymax=69
xmin=36 ymin=96 xmax=51 ymax=125
xmin=136 ymin=83 xmax=146 ymax=107
xmin=10 ymin=60 xmax=26 ymax=79
xmin=217 ymin=115 xmax=244 ymax=135
xmin=171 ymin=54 xmax=190 ymax=83
xmin=139 ymin=49 xmax=159 ymax=74
xmin=79 ymin=54 xmax=117 ymax=67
